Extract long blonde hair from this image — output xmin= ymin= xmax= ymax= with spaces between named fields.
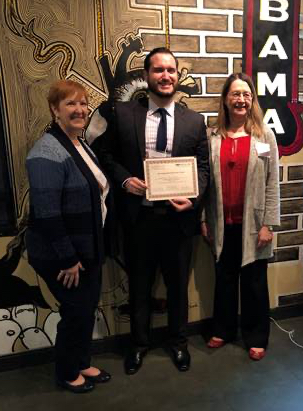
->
xmin=216 ymin=73 xmax=264 ymax=138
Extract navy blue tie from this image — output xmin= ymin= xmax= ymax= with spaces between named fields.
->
xmin=156 ymin=108 xmax=167 ymax=152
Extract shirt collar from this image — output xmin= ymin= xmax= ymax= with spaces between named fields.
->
xmin=148 ymin=98 xmax=175 ymax=117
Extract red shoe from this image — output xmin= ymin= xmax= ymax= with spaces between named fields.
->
xmin=207 ymin=337 xmax=225 ymax=348
xmin=249 ymin=348 xmax=265 ymax=361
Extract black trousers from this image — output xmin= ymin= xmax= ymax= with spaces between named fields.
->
xmin=213 ymin=224 xmax=270 ymax=349
xmin=123 ymin=206 xmax=193 ymax=350
xmin=38 ymin=265 xmax=102 ymax=381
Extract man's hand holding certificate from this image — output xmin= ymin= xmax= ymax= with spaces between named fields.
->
xmin=144 ymin=156 xmax=199 ymax=202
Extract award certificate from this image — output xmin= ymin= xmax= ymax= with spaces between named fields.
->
xmin=144 ymin=156 xmax=199 ymax=201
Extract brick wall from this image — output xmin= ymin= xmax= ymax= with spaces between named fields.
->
xmin=271 ymin=164 xmax=303 ymax=263
xmin=138 ymin=0 xmax=244 ymax=126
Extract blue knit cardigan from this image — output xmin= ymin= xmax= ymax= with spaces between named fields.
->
xmin=26 ymin=123 xmax=114 ymax=274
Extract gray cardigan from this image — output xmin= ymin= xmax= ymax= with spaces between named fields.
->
xmin=205 ymin=125 xmax=280 ymax=267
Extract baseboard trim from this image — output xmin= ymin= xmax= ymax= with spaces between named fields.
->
xmin=0 ymin=305 xmax=302 ymax=372
xmin=270 ymin=303 xmax=303 ymax=320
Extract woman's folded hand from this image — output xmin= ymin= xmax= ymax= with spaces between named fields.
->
xmin=57 ymin=262 xmax=84 ymax=288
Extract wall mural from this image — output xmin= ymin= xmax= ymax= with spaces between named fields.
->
xmin=0 ymin=80 xmax=16 ymax=236
xmin=0 ymin=0 xmax=205 ymax=356
xmin=0 ymin=0 xmax=302 ymax=357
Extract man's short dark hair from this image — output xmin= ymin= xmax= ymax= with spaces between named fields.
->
xmin=144 ymin=47 xmax=179 ymax=72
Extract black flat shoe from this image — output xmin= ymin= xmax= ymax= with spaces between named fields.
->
xmin=83 ymin=369 xmax=111 ymax=383
xmin=169 ymin=347 xmax=191 ymax=372
xmin=56 ymin=378 xmax=94 ymax=393
xmin=124 ymin=349 xmax=147 ymax=375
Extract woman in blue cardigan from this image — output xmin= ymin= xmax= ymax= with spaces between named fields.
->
xmin=26 ymin=80 xmax=115 ymax=393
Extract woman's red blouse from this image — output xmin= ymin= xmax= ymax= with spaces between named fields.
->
xmin=220 ymin=135 xmax=251 ymax=224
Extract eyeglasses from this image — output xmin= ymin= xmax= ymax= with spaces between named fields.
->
xmin=228 ymin=91 xmax=253 ymax=100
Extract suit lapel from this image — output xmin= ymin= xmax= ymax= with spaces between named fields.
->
xmin=172 ymin=104 xmax=184 ymax=156
xmin=134 ymin=99 xmax=148 ymax=160
xmin=50 ymin=123 xmax=100 ymax=192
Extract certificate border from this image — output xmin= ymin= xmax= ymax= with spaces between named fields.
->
xmin=144 ymin=156 xmax=199 ymax=201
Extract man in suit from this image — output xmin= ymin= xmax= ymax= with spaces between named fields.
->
xmin=92 ymin=47 xmax=209 ymax=374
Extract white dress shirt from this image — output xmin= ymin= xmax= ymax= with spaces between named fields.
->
xmin=145 ymin=98 xmax=175 ymax=156
xmin=75 ymin=142 xmax=109 ymax=226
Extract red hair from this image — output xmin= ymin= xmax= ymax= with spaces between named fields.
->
xmin=47 ymin=80 xmax=88 ymax=119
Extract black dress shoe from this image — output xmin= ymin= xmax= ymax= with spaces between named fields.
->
xmin=169 ymin=347 xmax=191 ymax=372
xmin=56 ymin=378 xmax=94 ymax=393
xmin=82 ymin=369 xmax=111 ymax=384
xmin=124 ymin=349 xmax=147 ymax=375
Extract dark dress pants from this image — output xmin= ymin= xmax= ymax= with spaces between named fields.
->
xmin=38 ymin=265 xmax=102 ymax=381
xmin=213 ymin=224 xmax=270 ymax=349
xmin=123 ymin=206 xmax=193 ymax=350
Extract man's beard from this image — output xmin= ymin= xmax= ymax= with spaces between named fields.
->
xmin=147 ymin=80 xmax=178 ymax=99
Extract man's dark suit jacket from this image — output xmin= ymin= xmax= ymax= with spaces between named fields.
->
xmin=92 ymin=97 xmax=209 ymax=237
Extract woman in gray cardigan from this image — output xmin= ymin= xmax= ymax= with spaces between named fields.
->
xmin=26 ymin=80 xmax=115 ymax=392
xmin=202 ymin=73 xmax=280 ymax=360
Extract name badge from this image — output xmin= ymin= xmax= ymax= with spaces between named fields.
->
xmin=256 ymin=142 xmax=270 ymax=157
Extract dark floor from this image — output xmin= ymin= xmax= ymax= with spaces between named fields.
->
xmin=1 ymin=317 xmax=303 ymax=411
